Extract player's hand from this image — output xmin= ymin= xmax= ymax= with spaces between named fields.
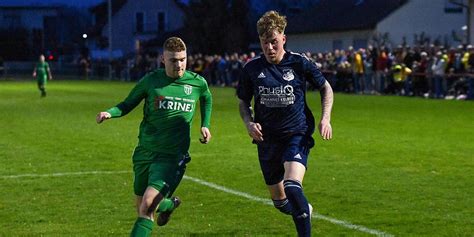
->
xmin=199 ymin=127 xmax=211 ymax=144
xmin=246 ymin=122 xmax=263 ymax=142
xmin=49 ymin=76 xmax=53 ymax=80
xmin=318 ymin=119 xmax=332 ymax=140
xmin=32 ymin=72 xmax=36 ymax=77
xmin=96 ymin=112 xmax=111 ymax=124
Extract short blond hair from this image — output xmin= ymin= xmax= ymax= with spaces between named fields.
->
xmin=257 ymin=11 xmax=287 ymax=38
xmin=163 ymin=37 xmax=186 ymax=52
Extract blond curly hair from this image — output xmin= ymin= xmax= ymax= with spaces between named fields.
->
xmin=257 ymin=11 xmax=287 ymax=38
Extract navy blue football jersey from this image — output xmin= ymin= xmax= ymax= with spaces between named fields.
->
xmin=237 ymin=52 xmax=326 ymax=139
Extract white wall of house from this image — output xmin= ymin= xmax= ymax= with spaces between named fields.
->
xmin=101 ymin=0 xmax=184 ymax=55
xmin=376 ymin=0 xmax=467 ymax=46
xmin=286 ymin=30 xmax=374 ymax=53
xmin=469 ymin=0 xmax=474 ymax=45
xmin=0 ymin=8 xmax=58 ymax=29
xmin=287 ymin=0 xmax=468 ymax=53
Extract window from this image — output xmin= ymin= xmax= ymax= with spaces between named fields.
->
xmin=157 ymin=12 xmax=166 ymax=32
xmin=445 ymin=0 xmax=463 ymax=13
xmin=332 ymin=40 xmax=342 ymax=51
xmin=136 ymin=12 xmax=144 ymax=33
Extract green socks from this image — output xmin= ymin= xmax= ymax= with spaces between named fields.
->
xmin=130 ymin=217 xmax=153 ymax=237
xmin=157 ymin=198 xmax=174 ymax=212
xmin=130 ymin=199 xmax=175 ymax=236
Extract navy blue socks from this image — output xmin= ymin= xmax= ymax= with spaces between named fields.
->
xmin=284 ymin=179 xmax=311 ymax=237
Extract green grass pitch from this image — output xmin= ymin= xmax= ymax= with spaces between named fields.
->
xmin=0 ymin=79 xmax=473 ymax=236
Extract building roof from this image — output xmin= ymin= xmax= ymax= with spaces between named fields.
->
xmin=286 ymin=0 xmax=408 ymax=34
xmin=89 ymin=0 xmax=127 ymax=15
xmin=88 ymin=0 xmax=127 ymax=36
xmin=88 ymin=0 xmax=183 ymax=37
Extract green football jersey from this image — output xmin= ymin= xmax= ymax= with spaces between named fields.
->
xmin=35 ymin=62 xmax=49 ymax=82
xmin=106 ymin=69 xmax=212 ymax=159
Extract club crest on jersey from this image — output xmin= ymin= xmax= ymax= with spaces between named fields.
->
xmin=184 ymin=85 xmax=192 ymax=95
xmin=282 ymin=69 xmax=295 ymax=81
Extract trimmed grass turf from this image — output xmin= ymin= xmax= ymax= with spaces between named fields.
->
xmin=0 ymin=79 xmax=473 ymax=236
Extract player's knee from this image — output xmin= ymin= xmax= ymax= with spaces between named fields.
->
xmin=283 ymin=179 xmax=303 ymax=194
xmin=272 ymin=198 xmax=292 ymax=215
xmin=147 ymin=193 xmax=164 ymax=213
xmin=283 ymin=179 xmax=310 ymax=219
xmin=139 ymin=191 xmax=164 ymax=216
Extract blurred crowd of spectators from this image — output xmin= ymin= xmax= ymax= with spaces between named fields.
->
xmin=81 ymin=44 xmax=474 ymax=100
xmin=309 ymin=44 xmax=474 ymax=100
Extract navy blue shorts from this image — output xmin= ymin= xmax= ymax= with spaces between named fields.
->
xmin=257 ymin=135 xmax=314 ymax=185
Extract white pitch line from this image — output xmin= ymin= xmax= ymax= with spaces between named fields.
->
xmin=183 ymin=176 xmax=394 ymax=237
xmin=0 ymin=170 xmax=130 ymax=179
xmin=1 ymin=170 xmax=393 ymax=236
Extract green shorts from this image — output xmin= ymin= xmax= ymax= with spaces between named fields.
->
xmin=132 ymin=146 xmax=190 ymax=197
xmin=37 ymin=80 xmax=46 ymax=88
xmin=37 ymin=75 xmax=47 ymax=86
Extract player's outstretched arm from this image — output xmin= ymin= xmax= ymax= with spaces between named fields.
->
xmin=46 ymin=65 xmax=53 ymax=80
xmin=238 ymin=99 xmax=263 ymax=142
xmin=199 ymin=127 xmax=211 ymax=144
xmin=318 ymin=81 xmax=333 ymax=140
xmin=96 ymin=112 xmax=111 ymax=124
xmin=199 ymin=83 xmax=212 ymax=144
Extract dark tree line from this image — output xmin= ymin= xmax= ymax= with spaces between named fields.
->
xmin=180 ymin=0 xmax=251 ymax=54
xmin=0 ymin=28 xmax=31 ymax=60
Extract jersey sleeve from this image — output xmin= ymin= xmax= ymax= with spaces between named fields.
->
xmin=106 ymin=78 xmax=147 ymax=117
xmin=302 ymin=56 xmax=326 ymax=89
xmin=236 ymin=66 xmax=253 ymax=103
xmin=199 ymin=79 xmax=212 ymax=128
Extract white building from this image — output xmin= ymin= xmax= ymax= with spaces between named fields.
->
xmin=286 ymin=0 xmax=468 ymax=53
xmin=91 ymin=0 xmax=185 ymax=56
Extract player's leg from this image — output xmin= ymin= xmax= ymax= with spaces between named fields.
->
xmin=155 ymin=153 xmax=190 ymax=226
xmin=257 ymin=141 xmax=293 ymax=215
xmin=139 ymin=187 xmax=163 ymax=218
xmin=131 ymin=169 xmax=169 ymax=236
xmin=148 ymin=156 xmax=182 ymax=227
xmin=282 ymin=135 xmax=312 ymax=237
xmin=37 ymin=80 xmax=46 ymax=97
xmin=130 ymin=148 xmax=157 ymax=237
xmin=156 ymin=196 xmax=181 ymax=226
xmin=165 ymin=153 xmax=191 ymax=197
xmin=284 ymin=162 xmax=311 ymax=237
xmin=283 ymin=162 xmax=313 ymax=214
xmin=136 ymin=196 xmax=143 ymax=214
xmin=133 ymin=157 xmax=149 ymax=215
xmin=267 ymin=181 xmax=293 ymax=215
xmin=131 ymin=187 xmax=163 ymax=237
